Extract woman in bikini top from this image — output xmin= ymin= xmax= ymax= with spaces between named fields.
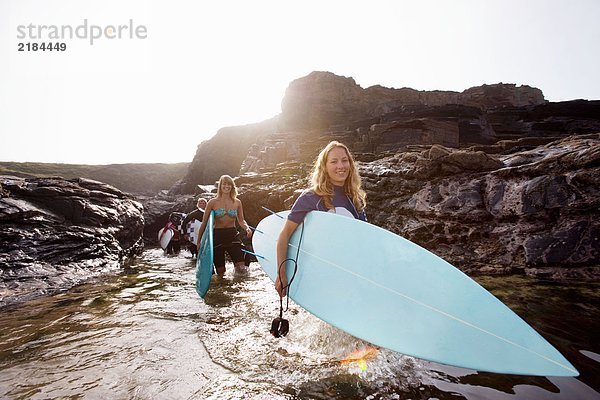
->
xmin=214 ymin=208 xmax=238 ymax=218
xmin=197 ymin=175 xmax=252 ymax=275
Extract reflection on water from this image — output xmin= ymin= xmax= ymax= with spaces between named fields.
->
xmin=0 ymin=249 xmax=598 ymax=399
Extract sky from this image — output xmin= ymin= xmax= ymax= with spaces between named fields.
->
xmin=1 ymin=0 xmax=599 ymax=165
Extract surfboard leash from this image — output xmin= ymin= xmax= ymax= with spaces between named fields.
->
xmin=271 ymin=222 xmax=304 ymax=338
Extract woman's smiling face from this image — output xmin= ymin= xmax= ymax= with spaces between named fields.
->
xmin=220 ymin=181 xmax=232 ymax=194
xmin=326 ymin=146 xmax=350 ymax=186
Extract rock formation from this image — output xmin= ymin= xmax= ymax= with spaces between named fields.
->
xmin=140 ymin=191 xmax=197 ymax=241
xmin=0 ymin=176 xmax=144 ymax=307
xmin=363 ymin=135 xmax=600 ymax=278
xmin=280 ymin=71 xmax=546 ymax=130
xmin=175 ymin=71 xmax=600 ymax=193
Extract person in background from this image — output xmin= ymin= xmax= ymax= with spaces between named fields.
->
xmin=182 ymin=197 xmax=207 ymax=257
xmin=275 ymin=141 xmax=367 ymax=297
xmin=163 ymin=212 xmax=185 ymax=254
xmin=196 ymin=175 xmax=252 ymax=276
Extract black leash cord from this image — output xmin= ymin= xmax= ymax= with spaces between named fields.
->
xmin=276 ymin=222 xmax=304 ymax=319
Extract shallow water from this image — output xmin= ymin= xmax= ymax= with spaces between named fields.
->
xmin=0 ymin=249 xmax=599 ymax=399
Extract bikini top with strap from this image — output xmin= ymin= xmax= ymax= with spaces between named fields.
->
xmin=214 ymin=208 xmax=237 ymax=218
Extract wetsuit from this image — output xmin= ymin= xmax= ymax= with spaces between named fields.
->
xmin=288 ymin=185 xmax=367 ymax=224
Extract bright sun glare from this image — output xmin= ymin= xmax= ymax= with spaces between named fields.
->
xmin=1 ymin=0 xmax=599 ymax=164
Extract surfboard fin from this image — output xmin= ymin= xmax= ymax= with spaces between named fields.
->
xmin=262 ymin=206 xmax=285 ymax=219
xmin=241 ymin=248 xmax=265 ymax=260
xmin=248 ymin=225 xmax=264 ymax=234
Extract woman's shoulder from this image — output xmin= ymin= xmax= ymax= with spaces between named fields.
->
xmin=298 ymin=188 xmax=318 ymax=198
xmin=293 ymin=189 xmax=322 ymax=210
xmin=296 ymin=189 xmax=320 ymax=202
xmin=206 ymin=198 xmax=221 ymax=209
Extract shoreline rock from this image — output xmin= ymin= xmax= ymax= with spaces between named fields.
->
xmin=0 ymin=176 xmax=144 ymax=308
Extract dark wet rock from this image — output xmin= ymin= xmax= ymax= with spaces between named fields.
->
xmin=367 ymin=135 xmax=600 ymax=278
xmin=139 ymin=191 xmax=199 ymax=243
xmin=360 ymin=145 xmax=505 ymax=181
xmin=236 ymin=166 xmax=310 ymax=229
xmin=380 ymin=135 xmax=600 ymax=275
xmin=0 ymin=176 xmax=145 ymax=307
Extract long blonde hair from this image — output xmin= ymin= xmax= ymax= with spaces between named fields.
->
xmin=310 ymin=141 xmax=366 ymax=212
xmin=217 ymin=175 xmax=238 ymax=201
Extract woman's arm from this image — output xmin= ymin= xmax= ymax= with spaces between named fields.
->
xmin=275 ymin=219 xmax=299 ymax=297
xmin=236 ymin=199 xmax=252 ymax=237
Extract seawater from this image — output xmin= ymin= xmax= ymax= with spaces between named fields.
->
xmin=0 ymin=249 xmax=598 ymax=399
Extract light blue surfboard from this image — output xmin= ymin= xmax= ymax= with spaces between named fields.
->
xmin=252 ymin=210 xmax=578 ymax=377
xmin=196 ymin=211 xmax=214 ymax=298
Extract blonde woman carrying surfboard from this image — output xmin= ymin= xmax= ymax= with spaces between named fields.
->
xmin=275 ymin=141 xmax=367 ymax=297
xmin=197 ymin=175 xmax=252 ymax=276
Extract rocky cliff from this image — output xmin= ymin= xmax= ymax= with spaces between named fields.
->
xmin=0 ymin=176 xmax=144 ymax=307
xmin=280 ymin=71 xmax=545 ymax=130
xmin=175 ymin=72 xmax=600 ymax=193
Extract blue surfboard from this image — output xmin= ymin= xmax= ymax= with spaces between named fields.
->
xmin=196 ymin=211 xmax=214 ymax=298
xmin=252 ymin=210 xmax=578 ymax=377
